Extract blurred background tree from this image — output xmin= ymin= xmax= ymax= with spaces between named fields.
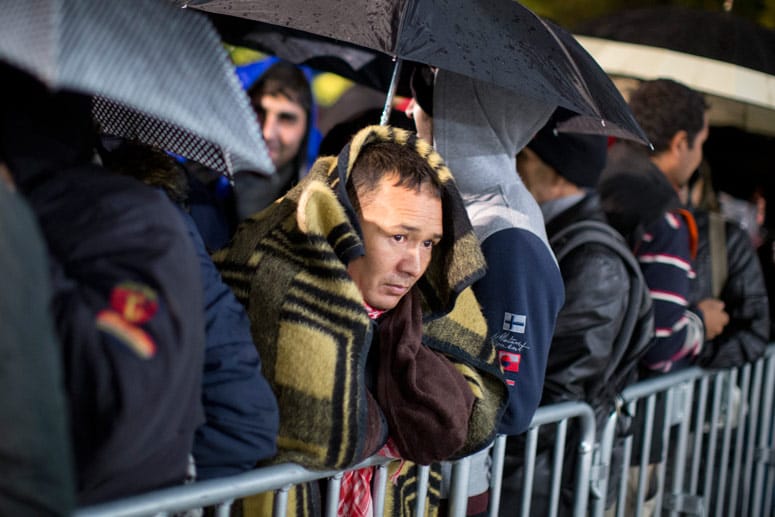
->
xmin=522 ymin=0 xmax=775 ymax=29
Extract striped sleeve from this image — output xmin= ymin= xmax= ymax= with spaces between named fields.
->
xmin=638 ymin=212 xmax=704 ymax=372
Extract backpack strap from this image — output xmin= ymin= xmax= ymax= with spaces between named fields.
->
xmin=549 ymin=220 xmax=654 ymax=400
xmin=550 ymin=220 xmax=640 ymax=275
xmin=707 ymin=211 xmax=728 ymax=298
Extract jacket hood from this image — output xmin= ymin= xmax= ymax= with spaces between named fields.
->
xmin=432 ymin=69 xmax=554 ymax=244
xmin=1 ymin=66 xmax=96 ymax=191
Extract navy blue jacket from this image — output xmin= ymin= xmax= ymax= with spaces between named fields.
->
xmin=1 ymin=83 xmax=205 ymax=504
xmin=181 ymin=210 xmax=280 ymax=479
xmin=473 ymin=228 xmax=564 ymax=435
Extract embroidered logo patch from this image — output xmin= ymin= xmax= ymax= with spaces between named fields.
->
xmin=502 ymin=312 xmax=526 ymax=333
xmin=96 ymin=309 xmax=157 ymax=359
xmin=110 ymin=282 xmax=159 ymax=324
xmin=499 ymin=350 xmax=521 ymax=373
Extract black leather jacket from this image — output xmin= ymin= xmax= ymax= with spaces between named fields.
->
xmin=542 ymin=193 xmax=652 ymax=415
xmin=502 ymin=193 xmax=653 ymax=515
xmin=689 ymin=210 xmax=770 ymax=368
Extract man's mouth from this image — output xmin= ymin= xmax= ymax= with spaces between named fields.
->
xmin=384 ymin=284 xmax=409 ymax=296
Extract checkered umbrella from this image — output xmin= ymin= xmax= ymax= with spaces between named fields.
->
xmin=0 ymin=0 xmax=274 ymax=177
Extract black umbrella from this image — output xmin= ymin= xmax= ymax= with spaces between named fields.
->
xmin=575 ymin=6 xmax=775 ymax=137
xmin=179 ymin=0 xmax=649 ymax=144
xmin=576 ymin=6 xmax=775 ymax=76
xmin=0 ymin=0 xmax=274 ymax=176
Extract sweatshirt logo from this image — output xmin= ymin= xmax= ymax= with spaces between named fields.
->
xmin=499 ymin=351 xmax=521 ymax=373
xmin=503 ymin=312 xmax=526 ymax=333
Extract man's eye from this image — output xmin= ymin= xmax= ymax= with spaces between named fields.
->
xmin=393 ymin=235 xmax=406 ymax=243
xmin=422 ymin=240 xmax=435 ymax=248
xmin=278 ymin=113 xmax=299 ymax=124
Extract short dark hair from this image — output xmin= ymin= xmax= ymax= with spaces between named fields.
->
xmin=248 ymin=61 xmax=313 ymax=173
xmin=248 ymin=61 xmax=312 ymax=114
xmin=628 ymin=79 xmax=709 ymax=154
xmin=346 ymin=141 xmax=441 ymax=213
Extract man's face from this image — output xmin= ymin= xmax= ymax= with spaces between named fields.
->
xmin=405 ymin=98 xmax=433 ymax=145
xmin=347 ymin=172 xmax=443 ymax=310
xmin=516 ymin=148 xmax=551 ymax=203
xmin=256 ymin=93 xmax=307 ymax=169
xmin=677 ymin=113 xmax=710 ymax=187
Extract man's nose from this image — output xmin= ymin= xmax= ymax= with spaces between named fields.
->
xmin=399 ymin=245 xmax=424 ymax=277
xmin=262 ymin=114 xmax=279 ymax=140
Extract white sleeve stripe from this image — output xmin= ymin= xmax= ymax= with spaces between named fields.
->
xmin=638 ymin=254 xmax=692 ymax=271
xmin=651 ymin=290 xmax=688 ymax=306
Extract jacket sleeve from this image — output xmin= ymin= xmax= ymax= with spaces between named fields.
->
xmin=638 ymin=213 xmax=704 ymax=372
xmin=473 ymin=228 xmax=564 ymax=435
xmin=179 ymin=210 xmax=280 ymax=479
xmin=0 ymin=186 xmax=75 ymax=515
xmin=541 ymin=243 xmax=630 ymax=404
xmin=698 ymin=222 xmax=770 ymax=369
xmin=36 ymin=174 xmax=205 ymax=500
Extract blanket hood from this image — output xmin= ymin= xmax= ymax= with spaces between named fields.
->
xmin=306 ymin=124 xmax=487 ymax=320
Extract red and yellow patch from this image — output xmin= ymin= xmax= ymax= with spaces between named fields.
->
xmin=96 ymin=309 xmax=157 ymax=359
xmin=109 ymin=282 xmax=159 ymax=324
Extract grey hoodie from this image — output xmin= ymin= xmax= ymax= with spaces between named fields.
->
xmin=434 ymin=70 xmax=553 ymax=246
xmin=433 ymin=70 xmax=564 ymax=436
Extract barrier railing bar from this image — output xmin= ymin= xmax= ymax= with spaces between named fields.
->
xmin=667 ymin=382 xmax=694 ymax=517
xmin=591 ymin=411 xmax=618 ymax=517
xmin=572 ymin=407 xmax=595 ymax=517
xmin=215 ymin=499 xmax=232 ymax=517
xmin=634 ymin=395 xmax=656 ymax=517
xmin=727 ymin=364 xmax=751 ymax=516
xmin=742 ymin=359 xmax=764 ymax=514
xmin=488 ymin=435 xmax=507 ymax=517
xmin=325 ymin=472 xmax=342 ymax=517
xmin=689 ymin=376 xmax=709 ymax=495
xmin=548 ymin=419 xmax=568 ymax=517
xmin=273 ymin=485 xmax=289 ymax=517
xmin=448 ymin=456 xmax=471 ymax=517
xmin=752 ymin=353 xmax=775 ymax=517
xmin=520 ymin=427 xmax=538 ymax=517
xmin=77 ymin=456 xmax=393 ymax=517
xmin=414 ymin=464 xmax=430 ymax=516
xmin=372 ymin=463 xmax=387 ymax=517
xmin=74 ymin=346 xmax=775 ymax=517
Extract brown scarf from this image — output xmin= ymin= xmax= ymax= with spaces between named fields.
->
xmin=376 ymin=287 xmax=476 ymax=465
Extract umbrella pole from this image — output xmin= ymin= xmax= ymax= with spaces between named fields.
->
xmin=379 ymin=58 xmax=403 ymax=126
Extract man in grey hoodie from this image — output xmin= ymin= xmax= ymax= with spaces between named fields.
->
xmin=408 ymin=66 xmax=564 ymax=514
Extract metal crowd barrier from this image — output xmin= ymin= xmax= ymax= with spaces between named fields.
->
xmin=77 ymin=345 xmax=775 ymax=517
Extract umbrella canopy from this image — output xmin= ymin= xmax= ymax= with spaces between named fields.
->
xmin=575 ymin=6 xmax=775 ymax=137
xmin=0 ymin=0 xmax=274 ymax=176
xmin=178 ymin=0 xmax=649 ymax=144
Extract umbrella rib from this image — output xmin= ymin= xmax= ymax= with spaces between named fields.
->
xmin=535 ymin=16 xmax=603 ymax=122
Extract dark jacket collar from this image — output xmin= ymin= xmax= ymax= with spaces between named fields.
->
xmin=598 ymin=142 xmax=681 ymax=247
xmin=545 ymin=191 xmax=608 ymax=239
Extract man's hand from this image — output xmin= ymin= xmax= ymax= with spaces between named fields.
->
xmin=697 ymin=298 xmax=729 ymax=340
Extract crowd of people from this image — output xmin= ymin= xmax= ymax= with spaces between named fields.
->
xmin=1 ymin=41 xmax=771 ymax=517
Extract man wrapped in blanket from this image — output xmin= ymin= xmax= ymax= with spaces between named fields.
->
xmin=214 ymin=125 xmax=507 ymax=516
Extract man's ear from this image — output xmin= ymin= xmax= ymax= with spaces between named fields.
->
xmin=669 ymin=130 xmax=688 ymax=155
